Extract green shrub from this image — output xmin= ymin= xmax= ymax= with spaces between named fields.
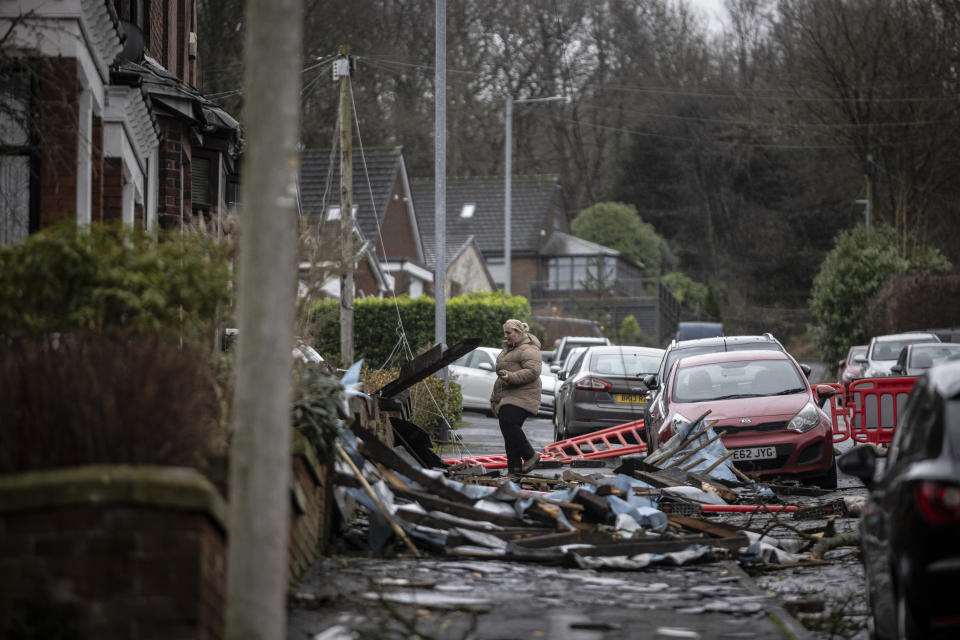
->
xmin=291 ymin=362 xmax=342 ymax=466
xmin=0 ymin=222 xmax=230 ymax=344
xmin=0 ymin=335 xmax=223 ymax=474
xmin=810 ymin=225 xmax=950 ymax=364
xmin=308 ymin=290 xmax=533 ymax=365
xmin=362 ymin=366 xmax=462 ymax=435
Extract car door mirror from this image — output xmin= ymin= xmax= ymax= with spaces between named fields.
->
xmin=558 ymin=371 xmax=567 ymax=381
xmin=799 ymin=363 xmax=812 ymax=378
xmin=837 ymin=445 xmax=878 ymax=488
xmin=550 ymin=364 xmax=560 ymax=374
xmin=642 ymin=374 xmax=658 ymax=390
xmin=815 ymin=384 xmax=839 ymax=408
xmin=477 ymin=362 xmax=493 ymax=371
xmin=890 ymin=363 xmax=903 ymax=374
xmin=838 ymin=359 xmax=846 ymax=368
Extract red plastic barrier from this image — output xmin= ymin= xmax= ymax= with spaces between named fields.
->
xmin=821 ymin=382 xmax=851 ymax=443
xmin=846 ymin=376 xmax=919 ymax=444
xmin=443 ymin=419 xmax=647 ymax=469
xmin=699 ymin=505 xmax=799 ymax=513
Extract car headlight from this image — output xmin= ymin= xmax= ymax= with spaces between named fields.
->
xmin=788 ymin=402 xmax=820 ymax=433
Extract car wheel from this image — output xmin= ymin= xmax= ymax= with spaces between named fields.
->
xmin=896 ymin=586 xmax=924 ymax=640
xmin=812 ymin=460 xmax=838 ymax=490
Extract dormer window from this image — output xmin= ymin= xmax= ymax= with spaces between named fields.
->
xmin=460 ymin=203 xmax=476 ymax=218
xmin=327 ymin=205 xmax=357 ymax=220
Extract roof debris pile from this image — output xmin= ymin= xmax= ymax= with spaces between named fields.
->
xmin=332 ymin=414 xmax=862 ymax=572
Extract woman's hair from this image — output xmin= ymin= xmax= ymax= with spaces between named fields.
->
xmin=503 ymin=319 xmax=529 ymax=333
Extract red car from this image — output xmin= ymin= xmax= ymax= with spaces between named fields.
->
xmin=837 ymin=344 xmax=867 ymax=390
xmin=645 ymin=349 xmax=840 ymax=488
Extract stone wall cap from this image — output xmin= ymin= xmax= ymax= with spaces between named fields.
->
xmin=0 ymin=464 xmax=228 ymax=534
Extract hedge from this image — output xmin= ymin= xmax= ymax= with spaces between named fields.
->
xmin=308 ymin=290 xmax=535 ymax=367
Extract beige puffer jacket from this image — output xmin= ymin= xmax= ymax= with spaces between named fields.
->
xmin=490 ymin=333 xmax=542 ymax=416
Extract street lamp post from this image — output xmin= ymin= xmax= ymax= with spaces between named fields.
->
xmin=504 ymin=94 xmax=568 ymax=294
xmin=854 ymin=199 xmax=871 ymax=241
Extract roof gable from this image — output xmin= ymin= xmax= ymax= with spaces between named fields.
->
xmin=410 ymin=176 xmax=564 ymax=261
xmin=301 ymin=148 xmax=422 ymax=260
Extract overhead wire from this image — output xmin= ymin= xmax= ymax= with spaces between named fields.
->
xmin=346 ymin=74 xmax=471 ymax=454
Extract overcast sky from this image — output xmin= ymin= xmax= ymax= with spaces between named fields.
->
xmin=686 ymin=0 xmax=729 ymax=32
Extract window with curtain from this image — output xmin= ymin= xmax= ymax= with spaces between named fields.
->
xmin=1 ymin=71 xmax=33 ymax=246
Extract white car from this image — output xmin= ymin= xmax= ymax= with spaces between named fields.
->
xmin=855 ymin=331 xmax=941 ymax=378
xmin=449 ymin=346 xmax=556 ymax=416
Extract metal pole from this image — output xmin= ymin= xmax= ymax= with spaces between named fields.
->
xmin=435 ymin=0 xmax=447 ymax=352
xmin=504 ymin=95 xmax=512 ymax=294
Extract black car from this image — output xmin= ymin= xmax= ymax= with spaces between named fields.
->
xmin=553 ymin=345 xmax=663 ymax=441
xmin=642 ymin=334 xmax=797 ymax=441
xmin=838 ymin=360 xmax=960 ymax=640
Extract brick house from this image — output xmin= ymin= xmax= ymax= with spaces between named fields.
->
xmin=0 ymin=0 xmax=240 ymax=245
xmin=299 ymin=147 xmax=430 ymax=298
xmin=411 ymin=176 xmax=680 ymax=341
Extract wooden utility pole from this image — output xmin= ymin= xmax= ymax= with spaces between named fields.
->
xmin=336 ymin=45 xmax=355 ymax=366
xmin=226 ymin=0 xmax=303 ymax=636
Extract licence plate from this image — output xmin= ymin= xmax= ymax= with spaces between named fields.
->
xmin=615 ymin=394 xmax=645 ymax=404
xmin=732 ymin=446 xmax=776 ymax=461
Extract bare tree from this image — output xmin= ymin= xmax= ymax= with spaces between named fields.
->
xmin=225 ymin=0 xmax=303 ymax=637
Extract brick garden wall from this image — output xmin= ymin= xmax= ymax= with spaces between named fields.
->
xmin=0 ymin=466 xmax=227 ymax=639
xmin=287 ymin=431 xmax=335 ymax=582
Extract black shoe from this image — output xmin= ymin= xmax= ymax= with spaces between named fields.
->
xmin=520 ymin=452 xmax=541 ymax=474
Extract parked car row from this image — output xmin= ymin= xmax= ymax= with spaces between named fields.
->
xmin=839 ymin=358 xmax=960 ymax=639
xmin=835 ymin=331 xmax=960 ymax=392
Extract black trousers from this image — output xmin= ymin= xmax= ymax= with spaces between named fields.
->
xmin=498 ymin=404 xmax=535 ymax=472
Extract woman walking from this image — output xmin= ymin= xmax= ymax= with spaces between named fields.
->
xmin=489 ymin=319 xmax=542 ymax=475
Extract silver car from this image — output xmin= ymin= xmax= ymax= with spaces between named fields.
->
xmin=856 ymin=332 xmax=941 ymax=378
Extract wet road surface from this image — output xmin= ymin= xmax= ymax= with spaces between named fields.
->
xmin=288 ymin=408 xmax=870 ymax=640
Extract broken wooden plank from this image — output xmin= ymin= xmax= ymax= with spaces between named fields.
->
xmin=392 ymin=488 xmax=537 ymax=527
xmin=572 ymin=533 xmax=749 ymax=557
xmin=562 ymin=469 xmax=602 ymax=486
xmin=686 ymin=471 xmax=741 ymax=490
xmin=572 ymin=490 xmax=613 ymax=524
xmin=511 ymin=530 xmax=617 ymax=548
xmin=389 ymin=417 xmax=444 ymax=469
xmin=667 ymin=514 xmax=745 ymax=538
xmin=629 ymin=467 xmax=690 ymax=488
xmin=394 ymin=510 xmax=547 ymax=537
xmin=702 ymin=450 xmax=736 ymax=475
xmin=351 ymin=424 xmax=471 ymax=503
xmin=664 ymin=431 xmax=725 ymax=469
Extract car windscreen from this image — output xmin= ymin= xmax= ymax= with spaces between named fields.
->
xmin=590 ymin=352 xmax=661 ymax=376
xmin=674 ymin=359 xmax=805 ymax=403
xmin=873 ymin=337 xmax=938 ymax=360
xmin=662 ymin=346 xmax=723 ymax=381
xmin=559 ymin=340 xmax=603 ymax=361
xmin=911 ymin=345 xmax=960 ymax=369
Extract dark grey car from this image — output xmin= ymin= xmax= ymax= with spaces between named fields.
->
xmin=890 ymin=343 xmax=960 ymax=377
xmin=553 ymin=345 xmax=663 ymax=441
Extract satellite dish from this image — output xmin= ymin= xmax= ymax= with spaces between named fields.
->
xmin=116 ymin=21 xmax=145 ymax=64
